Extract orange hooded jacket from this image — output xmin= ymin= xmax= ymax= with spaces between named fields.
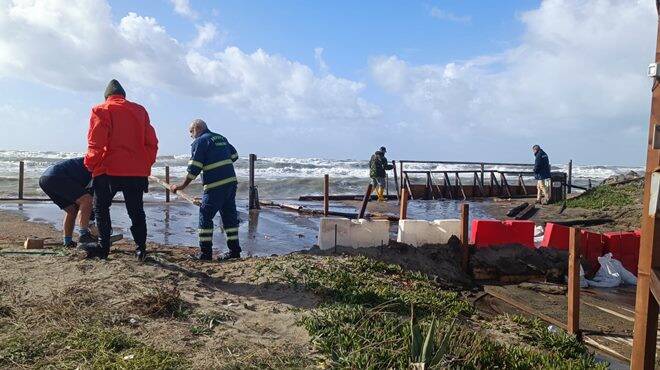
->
xmin=84 ymin=95 xmax=159 ymax=178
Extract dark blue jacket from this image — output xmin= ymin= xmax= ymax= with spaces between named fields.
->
xmin=533 ymin=149 xmax=551 ymax=180
xmin=42 ymin=157 xmax=91 ymax=186
xmin=186 ymin=130 xmax=238 ymax=193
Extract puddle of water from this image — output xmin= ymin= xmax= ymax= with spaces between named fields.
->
xmin=0 ymin=198 xmax=499 ymax=256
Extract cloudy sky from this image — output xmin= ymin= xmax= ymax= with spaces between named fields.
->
xmin=0 ymin=0 xmax=656 ymax=165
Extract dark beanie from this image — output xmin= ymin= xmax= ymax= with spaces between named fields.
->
xmin=104 ymin=79 xmax=126 ymax=99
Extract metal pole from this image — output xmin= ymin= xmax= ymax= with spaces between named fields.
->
xmin=165 ymin=166 xmax=170 ymax=203
xmin=358 ymin=184 xmax=372 ymax=219
xmin=567 ymin=160 xmax=573 ymax=194
xmin=568 ymin=227 xmax=581 ymax=335
xmin=460 ymin=203 xmax=469 ymax=273
xmin=248 ymin=154 xmax=257 ymax=210
xmin=632 ymin=3 xmax=660 ymax=366
xmin=18 ymin=161 xmax=24 ymax=200
xmin=323 ymin=174 xmax=329 ymax=217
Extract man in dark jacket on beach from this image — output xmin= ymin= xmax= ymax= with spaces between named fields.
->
xmin=84 ymin=79 xmax=159 ymax=261
xmin=39 ymin=157 xmax=96 ymax=247
xmin=532 ymin=145 xmax=551 ymax=204
xmin=170 ymin=119 xmax=240 ymax=262
xmin=369 ymin=146 xmax=393 ymax=202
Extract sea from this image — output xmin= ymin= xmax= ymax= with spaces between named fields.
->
xmin=0 ymin=150 xmax=644 ymax=200
xmin=0 ymin=150 xmax=645 ymax=256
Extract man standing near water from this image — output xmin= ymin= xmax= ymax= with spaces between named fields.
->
xmin=84 ymin=79 xmax=159 ymax=261
xmin=369 ymin=146 xmax=393 ymax=202
xmin=532 ymin=144 xmax=551 ymax=205
xmin=38 ymin=157 xmax=96 ymax=247
xmin=170 ymin=119 xmax=241 ymax=262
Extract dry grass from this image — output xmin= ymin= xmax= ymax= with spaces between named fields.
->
xmin=131 ymin=285 xmax=191 ymax=319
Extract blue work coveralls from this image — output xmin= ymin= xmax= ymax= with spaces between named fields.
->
xmin=186 ymin=130 xmax=240 ymax=255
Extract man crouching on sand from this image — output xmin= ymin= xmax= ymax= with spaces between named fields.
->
xmin=170 ymin=119 xmax=241 ymax=262
xmin=84 ymin=79 xmax=159 ymax=261
xmin=39 ymin=157 xmax=96 ymax=247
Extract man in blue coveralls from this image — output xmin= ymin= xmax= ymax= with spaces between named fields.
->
xmin=170 ymin=119 xmax=241 ymax=261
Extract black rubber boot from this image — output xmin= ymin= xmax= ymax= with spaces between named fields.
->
xmin=84 ymin=244 xmax=109 ymax=260
xmin=135 ymin=246 xmax=147 ymax=262
xmin=189 ymin=247 xmax=213 ymax=261
xmin=217 ymin=251 xmax=241 ymax=262
xmin=78 ymin=233 xmax=97 ymax=245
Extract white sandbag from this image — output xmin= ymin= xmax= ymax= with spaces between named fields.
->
xmin=533 ymin=225 xmax=544 ymax=249
xmin=587 ymin=253 xmax=621 ymax=288
xmin=609 ymin=254 xmax=637 ymax=285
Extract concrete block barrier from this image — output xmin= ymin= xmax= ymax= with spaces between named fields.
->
xmin=397 ymin=219 xmax=461 ymax=247
xmin=318 ymin=217 xmax=390 ymax=250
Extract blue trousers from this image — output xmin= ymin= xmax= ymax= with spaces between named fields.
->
xmin=198 ymin=184 xmax=240 ymax=254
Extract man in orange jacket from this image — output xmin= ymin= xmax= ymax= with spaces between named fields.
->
xmin=84 ymin=79 xmax=159 ymax=260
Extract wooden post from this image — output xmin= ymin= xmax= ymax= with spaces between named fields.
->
xmin=392 ymin=160 xmax=400 ymax=202
xmin=358 ymin=184 xmax=373 ymax=219
xmin=632 ymin=4 xmax=660 ymax=367
xmin=248 ymin=154 xmax=259 ymax=210
xmin=323 ymin=174 xmax=329 ymax=217
xmin=165 ymin=166 xmax=170 ymax=203
xmin=567 ymin=160 xmax=573 ymax=194
xmin=588 ymin=179 xmax=592 ymax=189
xmin=460 ymin=203 xmax=469 ymax=273
xmin=399 ymin=189 xmax=408 ymax=220
xmin=568 ymin=227 xmax=581 ymax=336
xmin=480 ymin=163 xmax=485 ymax=188
xmin=18 ymin=161 xmax=24 ymax=200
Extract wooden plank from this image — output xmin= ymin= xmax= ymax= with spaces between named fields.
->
xmin=18 ymin=161 xmax=24 ymax=200
xmin=443 ymin=172 xmax=454 ymax=199
xmin=148 ymin=175 xmax=200 ymax=206
xmin=474 ymin=172 xmax=485 ymax=197
xmin=404 ymin=172 xmax=415 ymax=201
xmin=500 ymin=173 xmax=512 ymax=198
xmin=165 ymin=166 xmax=170 ymax=203
xmin=358 ymin=184 xmax=373 ymax=219
xmin=650 ymin=268 xmax=660 ymax=305
xmin=584 ymin=337 xmax=630 ymax=364
xmin=427 ymin=171 xmax=437 ymax=200
xmin=514 ymin=203 xmax=536 ymax=220
xmin=460 ymin=203 xmax=469 ymax=273
xmin=323 ymin=174 xmax=329 ymax=217
xmin=568 ymin=159 xmax=573 ymax=194
xmin=506 ymin=202 xmax=529 ymax=218
xmin=484 ymin=286 xmax=567 ymax=330
xmin=248 ymin=154 xmax=260 ymax=210
xmin=456 ymin=172 xmax=467 ymax=200
xmin=399 ymin=189 xmax=409 ymax=220
xmin=519 ymin=174 xmax=528 ymax=196
xmin=392 ymin=160 xmax=400 ymax=201
xmin=426 ymin=171 xmax=434 ymax=200
xmin=490 ymin=172 xmax=500 ymax=196
xmin=568 ymin=227 xmax=581 ymax=335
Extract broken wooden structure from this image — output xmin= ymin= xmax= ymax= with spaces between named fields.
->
xmin=396 ymin=160 xmax=568 ymax=202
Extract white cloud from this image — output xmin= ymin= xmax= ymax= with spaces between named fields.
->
xmin=191 ymin=22 xmax=217 ymax=48
xmin=0 ymin=0 xmax=379 ymax=123
xmin=314 ymin=47 xmax=329 ymax=75
xmin=187 ymin=48 xmax=380 ymax=122
xmin=170 ymin=0 xmax=197 ymax=20
xmin=373 ymin=0 xmax=656 ymax=138
xmin=429 ymin=6 xmax=471 ymax=24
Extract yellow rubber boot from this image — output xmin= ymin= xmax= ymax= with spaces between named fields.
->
xmin=377 ymin=187 xmax=385 ymax=202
